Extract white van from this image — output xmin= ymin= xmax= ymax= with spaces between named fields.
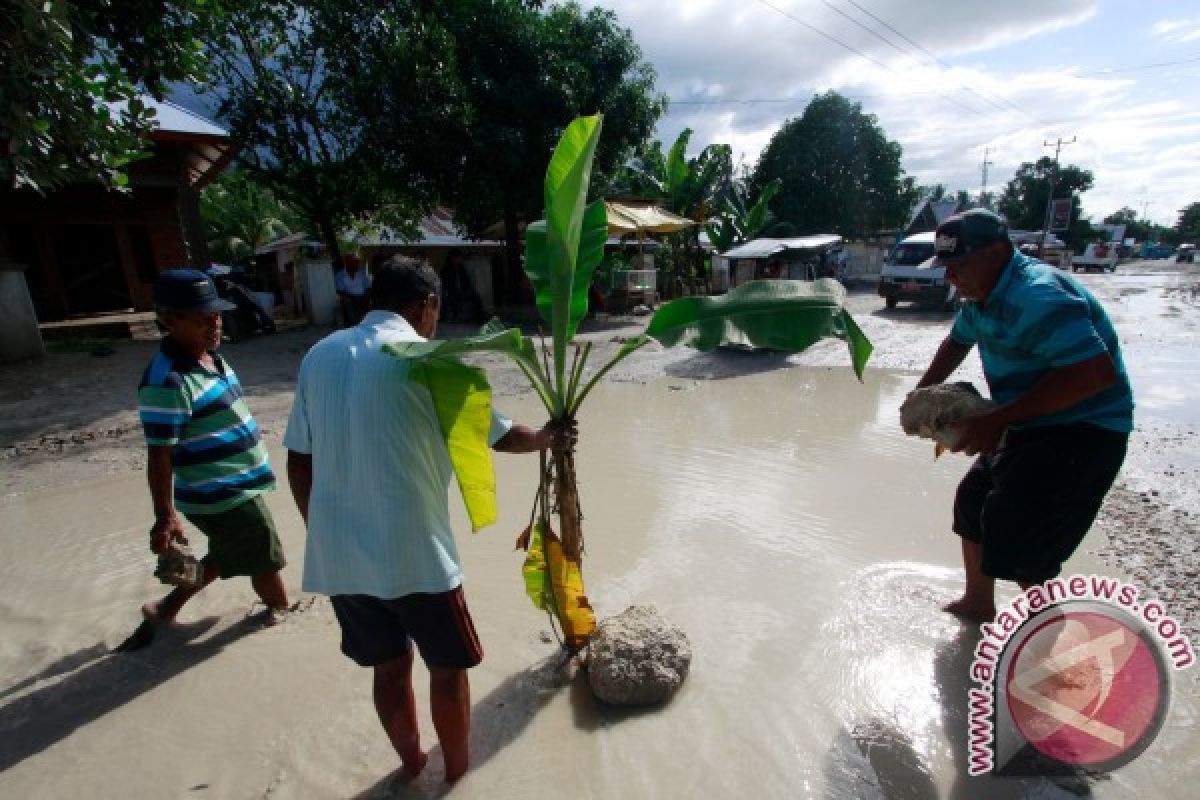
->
xmin=876 ymin=231 xmax=957 ymax=310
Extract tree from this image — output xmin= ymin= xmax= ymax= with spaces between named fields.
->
xmin=997 ymin=157 xmax=1094 ymax=248
xmin=751 ymin=91 xmax=913 ymax=236
xmin=1 ymin=0 xmax=224 ymax=192
xmin=1101 ymin=207 xmax=1158 ymax=244
xmin=341 ymin=1 xmax=666 ymax=301
xmin=1176 ymin=202 xmax=1200 ymax=244
xmin=705 ymin=180 xmax=780 ymax=252
xmin=618 ymin=128 xmax=733 ymax=291
xmin=200 ymin=170 xmax=299 ymax=264
xmin=203 ymin=2 xmax=438 ymax=267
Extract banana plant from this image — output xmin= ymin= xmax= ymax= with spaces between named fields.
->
xmin=385 ymin=114 xmax=873 ymax=651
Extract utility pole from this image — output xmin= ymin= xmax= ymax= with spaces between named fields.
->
xmin=1039 ymin=136 xmax=1076 ymax=258
xmin=980 ymin=147 xmax=994 ymax=209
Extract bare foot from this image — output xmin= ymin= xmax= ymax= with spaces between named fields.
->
xmin=942 ymin=597 xmax=996 ymax=623
xmin=142 ymin=602 xmax=178 ymax=624
xmin=400 ymin=749 xmax=428 ymax=781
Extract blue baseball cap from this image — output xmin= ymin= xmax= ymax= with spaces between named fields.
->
xmin=935 ymin=209 xmax=1009 ymax=264
xmin=153 ymin=269 xmax=235 ymax=312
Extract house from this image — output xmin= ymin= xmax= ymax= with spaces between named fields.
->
xmin=0 ymin=99 xmax=236 ymax=323
xmin=905 ymin=195 xmax=964 ymax=237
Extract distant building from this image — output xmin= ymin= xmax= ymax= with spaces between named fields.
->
xmin=904 ymin=195 xmax=964 ymax=237
xmin=0 ymin=99 xmax=236 ymax=321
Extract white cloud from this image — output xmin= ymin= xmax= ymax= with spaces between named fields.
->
xmin=1152 ymin=18 xmax=1200 ymax=44
xmin=585 ymin=0 xmax=1197 ymax=227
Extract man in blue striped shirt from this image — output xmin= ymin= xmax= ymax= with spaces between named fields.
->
xmin=915 ymin=210 xmax=1133 ymax=621
xmin=132 ymin=270 xmax=289 ymax=644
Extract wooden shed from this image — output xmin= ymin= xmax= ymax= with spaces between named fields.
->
xmin=0 ymin=100 xmax=236 ymax=322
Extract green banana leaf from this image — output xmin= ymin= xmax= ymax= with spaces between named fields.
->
xmin=526 ymin=113 xmax=604 ymax=407
xmin=644 ymin=279 xmax=873 ymax=380
xmin=524 ymin=197 xmax=608 ymax=345
xmin=407 ymin=357 xmax=499 ymax=532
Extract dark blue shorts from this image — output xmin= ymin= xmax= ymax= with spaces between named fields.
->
xmin=953 ymin=424 xmax=1128 ymax=584
xmin=330 ymin=587 xmax=483 ymax=669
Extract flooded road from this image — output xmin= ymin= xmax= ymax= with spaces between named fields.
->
xmin=1 ymin=262 xmax=1197 ymax=798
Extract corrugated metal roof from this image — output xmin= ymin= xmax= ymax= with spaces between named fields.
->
xmin=720 ymin=235 xmax=842 ymax=260
xmin=108 ymin=97 xmax=228 ymax=138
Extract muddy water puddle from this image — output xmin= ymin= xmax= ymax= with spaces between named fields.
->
xmin=1 ymin=365 xmax=1197 ymax=798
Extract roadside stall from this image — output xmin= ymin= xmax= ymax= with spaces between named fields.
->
xmin=719 ymin=235 xmax=845 ymax=288
xmin=601 ymin=200 xmax=696 ymax=311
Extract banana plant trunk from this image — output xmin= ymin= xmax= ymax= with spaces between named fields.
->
xmin=553 ymin=448 xmax=584 ymax=562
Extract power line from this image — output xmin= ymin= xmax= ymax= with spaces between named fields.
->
xmin=749 ymin=0 xmax=990 ymax=119
xmin=838 ymin=0 xmax=1045 ymax=126
xmin=1075 ymin=54 xmax=1200 ymax=77
xmin=668 ymin=51 xmax=1200 ymax=106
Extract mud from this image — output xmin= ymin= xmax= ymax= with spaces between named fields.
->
xmin=0 ymin=260 xmax=1197 ymax=798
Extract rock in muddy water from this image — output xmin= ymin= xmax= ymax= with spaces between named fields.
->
xmin=587 ymin=605 xmax=691 ymax=706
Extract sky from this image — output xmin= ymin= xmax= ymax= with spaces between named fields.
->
xmin=583 ymin=0 xmax=1200 ymax=228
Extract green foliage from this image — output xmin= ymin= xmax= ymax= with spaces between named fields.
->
xmin=617 ymin=127 xmax=732 ymax=291
xmin=205 ymin=2 xmax=429 ymax=265
xmin=705 ymin=180 xmax=780 ymax=252
xmin=338 ymin=0 xmax=666 ymax=283
xmin=1176 ymin=202 xmax=1200 ymax=244
xmin=0 ymin=0 xmax=222 ymax=191
xmin=523 ymin=115 xmax=607 ymax=409
xmin=643 ymin=279 xmax=872 ymax=379
xmin=752 ymin=91 xmax=912 ymax=236
xmin=200 ymin=170 xmax=298 ymax=263
xmin=997 ymin=157 xmax=1095 ymax=248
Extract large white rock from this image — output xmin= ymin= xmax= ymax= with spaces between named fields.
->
xmin=899 ymin=382 xmax=995 ymax=450
xmin=587 ymin=605 xmax=691 ymax=706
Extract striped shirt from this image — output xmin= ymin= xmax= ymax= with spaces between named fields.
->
xmin=950 ymin=251 xmax=1134 ymax=433
xmin=283 ymin=311 xmax=512 ymax=599
xmin=138 ymin=338 xmax=275 ymax=515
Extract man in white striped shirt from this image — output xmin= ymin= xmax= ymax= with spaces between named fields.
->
xmin=284 ymin=256 xmax=570 ymax=783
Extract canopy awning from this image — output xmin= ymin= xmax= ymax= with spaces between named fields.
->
xmin=604 ymin=201 xmax=696 ymax=235
xmin=720 ymin=235 xmax=843 ymax=260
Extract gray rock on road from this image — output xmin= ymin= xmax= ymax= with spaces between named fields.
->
xmin=587 ymin=605 xmax=691 ymax=706
xmin=900 ymin=382 xmax=996 ymax=451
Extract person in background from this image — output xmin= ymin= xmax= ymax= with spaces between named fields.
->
xmin=335 ymin=253 xmax=371 ymax=325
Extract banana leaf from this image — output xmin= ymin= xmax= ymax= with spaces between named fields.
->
xmin=408 ymin=357 xmax=498 ymax=532
xmin=644 ymin=279 xmax=873 ymax=380
xmin=525 ymin=197 xmax=608 ymax=347
xmin=520 ymin=519 xmax=595 ymax=649
xmin=524 ymin=113 xmax=604 ymax=408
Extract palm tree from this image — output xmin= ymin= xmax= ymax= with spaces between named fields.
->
xmin=200 ymin=170 xmax=297 ymax=264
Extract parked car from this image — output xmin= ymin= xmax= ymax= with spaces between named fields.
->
xmin=1139 ymin=242 xmax=1176 ymax=259
xmin=877 ymin=232 xmax=957 ymax=310
xmin=1073 ymin=242 xmax=1119 ymax=273
xmin=1175 ymin=244 xmax=1195 ymax=264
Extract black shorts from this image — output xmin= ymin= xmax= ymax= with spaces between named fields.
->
xmin=953 ymin=424 xmax=1128 ymax=584
xmin=330 ymin=588 xmax=483 ymax=669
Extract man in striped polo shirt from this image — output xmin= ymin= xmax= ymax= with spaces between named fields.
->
xmin=136 ymin=269 xmax=289 ymax=637
xmin=915 ymin=210 xmax=1133 ymax=622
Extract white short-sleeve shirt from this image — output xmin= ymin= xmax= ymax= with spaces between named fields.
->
xmin=283 ymin=311 xmax=512 ymax=598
